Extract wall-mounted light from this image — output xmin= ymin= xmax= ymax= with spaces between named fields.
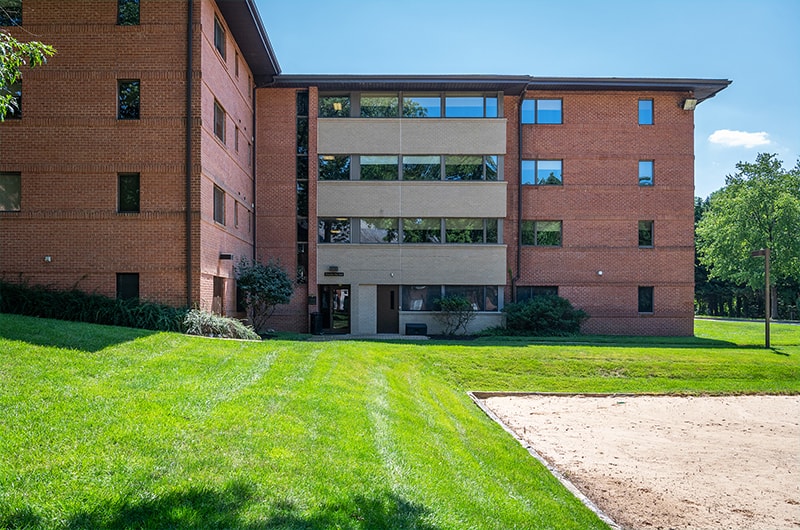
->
xmin=597 ymin=270 xmax=603 ymax=276
xmin=682 ymin=98 xmax=698 ymax=111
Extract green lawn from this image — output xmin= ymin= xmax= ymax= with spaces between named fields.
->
xmin=1 ymin=315 xmax=798 ymax=529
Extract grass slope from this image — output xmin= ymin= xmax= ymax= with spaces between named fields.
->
xmin=1 ymin=314 xmax=798 ymax=529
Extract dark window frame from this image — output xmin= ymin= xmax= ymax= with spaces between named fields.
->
xmin=1 ymin=79 xmax=21 ymax=119
xmin=213 ymin=185 xmax=225 ymax=225
xmin=213 ymin=15 xmax=226 ymax=60
xmin=638 ymin=99 xmax=654 ymax=125
xmin=639 ymin=160 xmax=654 ymax=186
xmin=638 ymin=286 xmax=654 ymax=313
xmin=117 ymin=173 xmax=140 ymax=213
xmin=521 ymin=220 xmax=563 ymax=246
xmin=213 ymin=99 xmax=226 ymax=143
xmin=638 ymin=220 xmax=654 ymax=247
xmin=117 ymin=79 xmax=140 ymax=120
xmin=0 ymin=0 xmax=22 ymax=25
xmin=0 ymin=171 xmax=22 ymax=212
xmin=521 ymin=98 xmax=563 ymax=124
xmin=117 ymin=0 xmax=140 ymax=25
xmin=522 ymin=159 xmax=563 ymax=185
xmin=116 ymin=273 xmax=140 ymax=300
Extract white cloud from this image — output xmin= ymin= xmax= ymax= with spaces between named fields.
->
xmin=708 ymin=129 xmax=771 ymax=148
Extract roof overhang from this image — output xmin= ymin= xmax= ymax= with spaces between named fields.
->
xmin=216 ymin=0 xmax=281 ymax=84
xmin=269 ymin=74 xmax=532 ymax=95
xmin=526 ymin=77 xmax=731 ymax=103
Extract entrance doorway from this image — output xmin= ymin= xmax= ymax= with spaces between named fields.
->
xmin=320 ymin=285 xmax=350 ymax=333
xmin=377 ymin=285 xmax=399 ymax=334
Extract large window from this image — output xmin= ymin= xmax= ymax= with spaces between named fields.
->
xmin=403 ymin=156 xmax=441 ymax=181
xmin=360 ymin=94 xmax=399 ymax=118
xmin=401 ymin=285 xmax=499 ymax=312
xmin=213 ymin=15 xmax=226 ymax=59
xmin=117 ymin=80 xmax=140 ymax=120
xmin=1 ymin=80 xmax=21 ymax=119
xmin=403 ymin=95 xmax=441 ymax=118
xmin=639 ymin=160 xmax=654 ymax=186
xmin=319 ymin=155 xmax=351 ymax=180
xmin=0 ymin=171 xmax=21 ymax=212
xmin=319 ymin=95 xmax=350 ymax=118
xmin=402 ymin=285 xmax=442 ymax=311
xmin=445 ymin=95 xmax=497 ymax=118
xmin=445 ymin=218 xmax=498 ymax=243
xmin=638 ymin=99 xmax=653 ymax=125
xmin=638 ymin=220 xmax=654 ymax=247
xmin=521 ymin=99 xmax=562 ymax=124
xmin=522 ymin=220 xmax=562 ymax=246
xmin=213 ymin=100 xmax=226 ymax=143
xmin=118 ymin=173 xmax=140 ymax=213
xmin=117 ymin=0 xmax=139 ymax=25
xmin=402 ymin=218 xmax=441 ymax=243
xmin=0 ymin=0 xmax=21 ymax=25
xmin=318 ymin=218 xmax=351 ymax=243
xmin=638 ymin=286 xmax=654 ymax=313
xmin=116 ymin=273 xmax=140 ymax=300
xmin=360 ymin=218 xmax=398 ymax=243
xmin=213 ymin=185 xmax=225 ymax=225
xmin=517 ymin=286 xmax=558 ymax=302
xmin=522 ymin=160 xmax=562 ymax=185
xmin=360 ymin=155 xmax=398 ymax=180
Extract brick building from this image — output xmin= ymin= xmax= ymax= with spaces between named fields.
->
xmin=1 ymin=1 xmax=729 ymax=335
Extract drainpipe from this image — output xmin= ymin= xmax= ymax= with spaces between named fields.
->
xmin=514 ymin=88 xmax=527 ymax=303
xmin=185 ymin=0 xmax=194 ymax=307
xmin=252 ymin=85 xmax=257 ymax=261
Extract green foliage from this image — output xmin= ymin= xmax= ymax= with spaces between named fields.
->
xmin=696 ymin=153 xmax=800 ymax=318
xmin=433 ymin=295 xmax=476 ymax=335
xmin=502 ymin=295 xmax=589 ymax=336
xmin=0 ymin=30 xmax=56 ymax=120
xmin=183 ymin=308 xmax=260 ymax=340
xmin=234 ymin=257 xmax=294 ymax=333
xmin=0 ymin=280 xmax=186 ymax=331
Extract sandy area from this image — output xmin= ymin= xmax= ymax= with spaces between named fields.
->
xmin=480 ymin=394 xmax=800 ymax=530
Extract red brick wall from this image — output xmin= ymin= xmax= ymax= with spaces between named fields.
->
xmin=254 ymin=87 xmax=310 ymax=331
xmin=506 ymin=91 xmax=696 ymax=335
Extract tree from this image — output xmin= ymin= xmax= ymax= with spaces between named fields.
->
xmin=696 ymin=153 xmax=800 ymax=318
xmin=1 ymin=30 xmax=56 ymax=120
xmin=235 ymin=258 xmax=294 ymax=333
xmin=433 ymin=295 xmax=476 ymax=336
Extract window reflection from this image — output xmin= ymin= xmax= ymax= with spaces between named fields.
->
xmin=361 ymin=95 xmax=399 ymax=118
xmin=445 ymin=155 xmax=484 ymax=180
xmin=320 ymin=95 xmax=350 ymax=117
xmin=445 ymin=96 xmax=484 ymax=118
xmin=360 ymin=155 xmax=398 ymax=180
xmin=403 ymin=95 xmax=441 ymax=118
xmin=639 ymin=160 xmax=654 ymax=186
xmin=522 ymin=160 xmax=562 ymax=185
xmin=318 ymin=218 xmax=351 ymax=243
xmin=319 ymin=155 xmax=351 ymax=180
xmin=445 ymin=218 xmax=484 ymax=243
xmin=402 ymin=285 xmax=442 ymax=311
xmin=360 ymin=218 xmax=399 ymax=243
xmin=403 ymin=156 xmax=441 ymax=180
xmin=402 ymin=218 xmax=440 ymax=243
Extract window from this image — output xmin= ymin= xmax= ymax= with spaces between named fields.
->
xmin=360 ymin=218 xmax=398 ymax=243
xmin=318 ymin=218 xmax=351 ymax=243
xmin=402 ymin=285 xmax=442 ymax=311
xmin=522 ymin=220 xmax=562 ymax=246
xmin=319 ymin=155 xmax=351 ymax=180
xmin=638 ymin=99 xmax=653 ymax=125
xmin=517 ymin=286 xmax=558 ymax=303
xmin=0 ymin=0 xmax=21 ymax=25
xmin=403 ymin=156 xmax=440 ymax=181
xmin=522 ymin=160 xmax=562 ymax=185
xmin=638 ymin=220 xmax=654 ymax=247
xmin=360 ymin=155 xmax=398 ymax=181
xmin=319 ymin=95 xmax=350 ymax=118
xmin=445 ymin=218 xmax=498 ymax=243
xmin=0 ymin=171 xmax=21 ymax=212
xmin=360 ymin=94 xmax=398 ymax=118
xmin=213 ymin=16 xmax=226 ymax=59
xmin=213 ymin=100 xmax=225 ymax=143
xmin=445 ymin=95 xmax=497 ymax=118
xmin=403 ymin=95 xmax=441 ymax=118
xmin=445 ymin=155 xmax=483 ymax=181
xmin=234 ymin=51 xmax=239 ymax=78
xmin=1 ymin=80 xmax=21 ymax=119
xmin=234 ymin=125 xmax=239 ymax=152
xmin=117 ymin=0 xmax=139 ymax=25
xmin=639 ymin=160 xmax=654 ymax=186
xmin=213 ymin=185 xmax=225 ymax=225
xmin=117 ymin=80 xmax=140 ymax=119
xmin=402 ymin=218 xmax=440 ymax=243
xmin=521 ymin=99 xmax=562 ymax=124
xmin=116 ymin=273 xmax=139 ymax=300
xmin=118 ymin=173 xmax=140 ymax=213
xmin=638 ymin=286 xmax=654 ymax=313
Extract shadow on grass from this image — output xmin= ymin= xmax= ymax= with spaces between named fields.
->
xmin=2 ymin=481 xmax=441 ymax=530
xmin=0 ymin=313 xmax=156 ymax=353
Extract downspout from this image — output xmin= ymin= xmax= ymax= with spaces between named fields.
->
xmin=513 ymin=88 xmax=527 ymax=303
xmin=185 ymin=0 xmax=194 ymax=306
xmin=252 ymin=85 xmax=257 ymax=261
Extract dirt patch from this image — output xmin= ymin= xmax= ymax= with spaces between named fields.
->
xmin=480 ymin=394 xmax=800 ymax=530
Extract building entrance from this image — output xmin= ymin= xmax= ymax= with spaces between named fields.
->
xmin=377 ymin=285 xmax=399 ymax=333
xmin=320 ymin=285 xmax=350 ymax=333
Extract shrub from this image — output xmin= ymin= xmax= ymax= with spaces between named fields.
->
xmin=0 ymin=280 xmax=186 ymax=332
xmin=502 ymin=295 xmax=588 ymax=336
xmin=235 ymin=258 xmax=294 ymax=333
xmin=182 ymin=309 xmax=260 ymax=340
xmin=433 ymin=295 xmax=476 ymax=336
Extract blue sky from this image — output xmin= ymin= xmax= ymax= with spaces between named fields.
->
xmin=254 ymin=0 xmax=799 ymax=199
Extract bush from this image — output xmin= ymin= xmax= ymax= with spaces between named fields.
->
xmin=502 ymin=295 xmax=588 ymax=336
xmin=235 ymin=258 xmax=294 ymax=333
xmin=182 ymin=309 xmax=260 ymax=340
xmin=433 ymin=295 xmax=477 ymax=335
xmin=0 ymin=280 xmax=187 ymax=332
